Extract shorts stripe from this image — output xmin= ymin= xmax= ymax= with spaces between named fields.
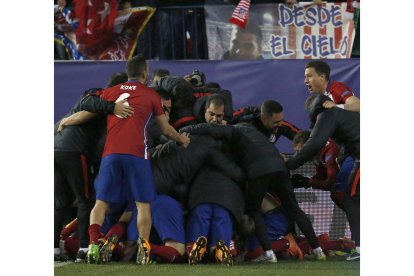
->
xmin=350 ymin=168 xmax=360 ymax=197
xmin=80 ymin=155 xmax=89 ymax=199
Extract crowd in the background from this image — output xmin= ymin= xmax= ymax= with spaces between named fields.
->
xmin=54 ymin=0 xmax=360 ymax=60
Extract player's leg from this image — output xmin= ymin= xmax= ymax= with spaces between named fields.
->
xmin=54 ymin=158 xmax=75 ymax=261
xmin=186 ymin=204 xmax=213 ymax=265
xmin=246 ymin=174 xmax=276 ymax=263
xmin=150 ymin=195 xmax=186 ymax=263
xmin=343 ymin=160 xmax=360 ymax=261
xmin=209 ymin=205 xmax=234 ymax=266
xmin=126 ymin=156 xmax=156 ymax=265
xmin=271 ymin=172 xmax=324 ymax=260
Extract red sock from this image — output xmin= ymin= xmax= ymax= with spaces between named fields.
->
xmin=88 ymin=224 xmax=101 ymax=244
xmin=64 ymin=236 xmax=80 ymax=259
xmin=112 ymin=243 xmax=125 ymax=260
xmin=104 ymin=222 xmax=127 ymax=240
xmin=319 ymin=240 xmax=343 ymax=251
xmin=60 ymin=219 xmax=78 ymax=240
xmin=271 ymin=239 xmax=290 ymax=252
xmin=298 ymin=241 xmax=312 ymax=255
xmin=244 ymin=246 xmax=264 ymax=261
xmin=150 ymin=244 xmax=182 ymax=263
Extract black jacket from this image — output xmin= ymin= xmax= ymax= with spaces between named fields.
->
xmin=180 ymin=123 xmax=288 ymax=179
xmin=151 ymin=134 xmax=245 ymax=195
xmin=286 ymin=95 xmax=360 ymax=170
xmin=189 ymin=166 xmax=245 ymax=223
xmin=231 ymin=106 xmax=300 ymax=143
xmin=54 ymin=90 xmax=107 ymax=166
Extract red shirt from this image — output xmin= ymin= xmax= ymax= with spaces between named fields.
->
xmin=100 ymin=81 xmax=164 ymax=159
xmin=325 ymin=80 xmax=354 ymax=104
xmin=309 ymin=139 xmax=340 ymax=191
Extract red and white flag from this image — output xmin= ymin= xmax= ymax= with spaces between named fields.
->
xmin=229 ymin=0 xmax=251 ymax=29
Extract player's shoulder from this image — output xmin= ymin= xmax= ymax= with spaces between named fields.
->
xmin=329 ymin=80 xmax=353 ymax=93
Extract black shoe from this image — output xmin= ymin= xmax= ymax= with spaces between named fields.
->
xmin=54 ymin=252 xmax=72 ymax=262
xmin=346 ymin=251 xmax=360 ymax=261
xmin=75 ymin=249 xmax=88 ymax=263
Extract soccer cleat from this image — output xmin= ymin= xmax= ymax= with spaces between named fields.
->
xmin=284 ymin=234 xmax=304 ymax=261
xmin=100 ymin=235 xmax=119 ymax=264
xmin=346 ymin=251 xmax=360 ymax=261
xmin=136 ymin=237 xmax=151 ymax=265
xmin=75 ymin=249 xmax=87 ymax=263
xmin=188 ymin=236 xmax=207 ymax=265
xmin=215 ymin=240 xmax=234 ymax=266
xmin=252 ymin=251 xmax=277 ymax=263
xmin=312 ymin=247 xmax=327 ymax=261
xmin=54 ymin=252 xmax=72 ymax=262
xmin=86 ymin=243 xmax=100 ymax=264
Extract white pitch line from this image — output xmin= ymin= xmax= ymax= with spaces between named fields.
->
xmin=54 ymin=261 xmax=75 ymax=268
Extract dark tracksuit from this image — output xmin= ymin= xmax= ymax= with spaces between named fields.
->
xmin=54 ymin=89 xmax=108 ymax=249
xmin=181 ymin=123 xmax=320 ymax=252
xmin=286 ymin=95 xmax=360 ymax=246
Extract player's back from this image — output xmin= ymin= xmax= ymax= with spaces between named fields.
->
xmin=100 ymin=81 xmax=164 ymax=159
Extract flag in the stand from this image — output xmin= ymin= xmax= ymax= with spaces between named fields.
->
xmin=229 ymin=0 xmax=251 ymax=29
xmin=54 ymin=6 xmax=155 ymax=60
xmin=74 ymin=0 xmax=118 ymax=56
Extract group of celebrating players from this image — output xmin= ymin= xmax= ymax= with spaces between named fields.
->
xmin=54 ymin=55 xmax=360 ymax=265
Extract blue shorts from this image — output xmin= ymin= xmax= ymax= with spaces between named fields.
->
xmin=332 ymin=157 xmax=354 ymax=193
xmin=246 ymin=210 xmax=290 ymax=250
xmin=186 ymin=203 xmax=233 ymax=248
xmin=126 ymin=195 xmax=185 ymax=244
xmin=94 ymin=154 xmax=156 ymax=204
xmin=100 ymin=202 xmax=130 ymax=235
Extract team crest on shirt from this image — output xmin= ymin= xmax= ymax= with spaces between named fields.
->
xmin=269 ymin=134 xmax=276 ymax=143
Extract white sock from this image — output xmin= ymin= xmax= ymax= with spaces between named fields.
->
xmin=355 ymin=246 xmax=360 ymax=254
xmin=265 ymin=250 xmax=274 ymax=257
xmin=54 ymin=248 xmax=60 ymax=255
xmin=78 ymin=247 xmax=88 ymax=253
xmin=312 ymin=247 xmax=322 ymax=254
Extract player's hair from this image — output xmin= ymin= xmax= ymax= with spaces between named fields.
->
xmin=126 ymin=54 xmax=147 ymax=79
xmin=171 ymin=82 xmax=195 ymax=108
xmin=305 ymin=61 xmax=331 ymax=81
xmin=260 ymin=100 xmax=283 ymax=118
xmin=152 ymin=68 xmax=170 ymax=79
xmin=205 ymin=94 xmax=225 ymax=110
xmin=107 ymin=72 xmax=128 ymax=87
xmin=293 ymin=130 xmax=311 ymax=146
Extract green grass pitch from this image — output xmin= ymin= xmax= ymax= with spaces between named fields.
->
xmin=55 ymin=258 xmax=359 ymax=276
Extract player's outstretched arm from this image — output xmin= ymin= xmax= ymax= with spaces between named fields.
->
xmin=155 ymin=114 xmax=190 ymax=148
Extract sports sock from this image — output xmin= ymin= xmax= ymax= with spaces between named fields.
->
xmin=104 ymin=222 xmax=127 ymax=240
xmin=150 ymin=244 xmax=182 ymax=263
xmin=54 ymin=248 xmax=61 ymax=255
xmin=88 ymin=224 xmax=101 ymax=244
xmin=319 ymin=240 xmax=344 ymax=251
xmin=264 ymin=249 xmax=275 ymax=257
xmin=271 ymin=239 xmax=289 ymax=252
xmin=244 ymin=246 xmax=263 ymax=261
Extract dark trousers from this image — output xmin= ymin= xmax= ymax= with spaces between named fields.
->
xmin=54 ymin=152 xmax=95 ymax=248
xmin=343 ymin=160 xmax=360 ymax=246
xmin=246 ymin=172 xmax=319 ymax=251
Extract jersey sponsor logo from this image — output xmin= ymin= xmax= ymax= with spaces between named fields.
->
xmin=120 ymin=85 xmax=137 ymax=90
xmin=269 ymin=134 xmax=276 ymax=143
